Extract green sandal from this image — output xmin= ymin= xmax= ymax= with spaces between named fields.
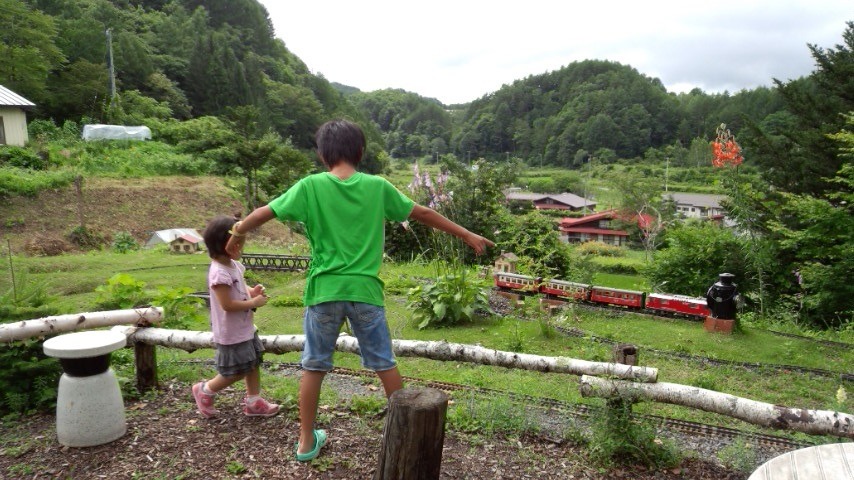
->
xmin=295 ymin=429 xmax=327 ymax=462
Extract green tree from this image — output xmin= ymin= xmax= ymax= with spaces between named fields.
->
xmin=744 ymin=21 xmax=854 ymax=196
xmin=0 ymin=0 xmax=66 ymax=102
xmin=495 ymin=211 xmax=590 ymax=281
xmin=763 ymin=119 xmax=854 ymax=328
xmin=646 ymin=221 xmax=751 ymax=298
xmin=45 ymin=59 xmax=109 ymax=120
xmin=440 ymin=157 xmax=517 ymax=264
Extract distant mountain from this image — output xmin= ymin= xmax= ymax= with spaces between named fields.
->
xmin=331 ymin=82 xmax=362 ymax=96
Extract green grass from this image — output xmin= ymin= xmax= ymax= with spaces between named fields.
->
xmin=2 ymin=248 xmax=852 ymax=444
xmin=591 ymin=272 xmax=650 ymax=291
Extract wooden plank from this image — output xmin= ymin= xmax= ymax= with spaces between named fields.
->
xmin=748 ymin=443 xmax=854 ymax=480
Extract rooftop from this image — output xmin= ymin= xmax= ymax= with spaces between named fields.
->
xmin=0 ymin=85 xmax=35 ymax=108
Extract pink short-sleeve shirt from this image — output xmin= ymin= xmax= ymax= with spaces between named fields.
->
xmin=208 ymin=259 xmax=255 ymax=345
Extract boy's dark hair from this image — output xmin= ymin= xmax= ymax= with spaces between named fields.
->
xmin=203 ymin=215 xmax=236 ymax=258
xmin=315 ymin=119 xmax=365 ymax=167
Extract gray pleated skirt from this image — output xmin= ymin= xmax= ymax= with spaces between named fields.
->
xmin=214 ymin=333 xmax=264 ymax=377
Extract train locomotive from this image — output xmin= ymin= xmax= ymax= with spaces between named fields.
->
xmin=493 ymin=271 xmax=712 ymax=320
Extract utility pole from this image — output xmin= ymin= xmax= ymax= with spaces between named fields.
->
xmin=665 ymin=156 xmax=669 ymax=192
xmin=583 ymin=156 xmax=593 ymax=215
xmin=105 ymin=28 xmax=117 ymax=99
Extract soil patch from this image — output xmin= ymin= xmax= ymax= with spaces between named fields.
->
xmin=0 ymin=374 xmax=745 ymax=479
xmin=0 ymin=176 xmax=299 ymax=255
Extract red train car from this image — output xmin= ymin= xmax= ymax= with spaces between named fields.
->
xmin=540 ymin=279 xmax=591 ymax=301
xmin=493 ymin=272 xmax=541 ymax=293
xmin=645 ymin=293 xmax=710 ymax=319
xmin=589 ymin=286 xmax=645 ymax=309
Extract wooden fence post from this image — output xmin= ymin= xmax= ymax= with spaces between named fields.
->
xmin=135 ymin=343 xmax=157 ymax=393
xmin=374 ymin=388 xmax=448 ymax=480
xmin=608 ymin=343 xmax=638 ymax=413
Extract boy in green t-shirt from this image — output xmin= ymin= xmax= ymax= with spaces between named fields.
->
xmin=226 ymin=119 xmax=494 ymax=462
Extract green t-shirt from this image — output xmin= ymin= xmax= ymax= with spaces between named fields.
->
xmin=268 ymin=172 xmax=415 ymax=306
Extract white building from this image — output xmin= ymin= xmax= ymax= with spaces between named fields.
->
xmin=664 ymin=193 xmax=727 ymax=219
xmin=0 ymin=85 xmax=35 ymax=147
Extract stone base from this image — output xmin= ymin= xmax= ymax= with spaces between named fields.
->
xmin=703 ymin=316 xmax=734 ymax=334
xmin=56 ymin=369 xmax=126 ymax=447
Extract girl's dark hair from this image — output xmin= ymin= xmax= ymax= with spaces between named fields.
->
xmin=315 ymin=119 xmax=365 ymax=167
xmin=203 ymin=215 xmax=236 ymax=258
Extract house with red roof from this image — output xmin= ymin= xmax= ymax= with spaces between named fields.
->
xmin=169 ymin=233 xmax=203 ymax=253
xmin=558 ymin=209 xmax=653 ymax=246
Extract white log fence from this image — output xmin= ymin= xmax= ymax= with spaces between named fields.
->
xmin=3 ymin=311 xmax=851 ymax=439
xmin=0 ymin=308 xmax=163 ymax=343
xmin=109 ymin=326 xmax=659 ymax=382
xmin=580 ymin=375 xmax=854 ymax=439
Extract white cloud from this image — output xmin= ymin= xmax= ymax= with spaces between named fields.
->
xmin=257 ymin=0 xmax=851 ymax=104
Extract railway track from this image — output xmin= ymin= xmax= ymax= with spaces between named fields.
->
xmin=170 ymin=358 xmax=810 ymax=451
xmin=271 ymin=362 xmax=810 ymax=451
xmin=496 ymin=289 xmax=853 ymax=382
xmin=552 ymin=324 xmax=854 ymax=383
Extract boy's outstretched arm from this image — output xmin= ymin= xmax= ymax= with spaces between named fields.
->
xmin=225 ymin=206 xmax=276 ymax=259
xmin=408 ymin=204 xmax=495 ymax=255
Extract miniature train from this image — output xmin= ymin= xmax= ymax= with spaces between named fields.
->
xmin=493 ymin=271 xmax=712 ymax=320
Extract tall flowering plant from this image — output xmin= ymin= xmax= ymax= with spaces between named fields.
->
xmin=711 ymin=123 xmax=744 ymax=168
xmin=405 ymin=162 xmax=491 ymax=329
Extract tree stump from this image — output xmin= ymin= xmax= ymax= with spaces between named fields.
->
xmin=374 ymin=387 xmax=448 ymax=480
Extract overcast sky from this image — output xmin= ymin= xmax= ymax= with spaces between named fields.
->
xmin=257 ymin=1 xmax=851 ymax=105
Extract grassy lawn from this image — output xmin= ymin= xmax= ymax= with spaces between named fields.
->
xmin=2 ymin=248 xmax=851 ymax=444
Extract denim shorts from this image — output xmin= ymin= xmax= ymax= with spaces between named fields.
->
xmin=302 ymin=301 xmax=396 ymax=372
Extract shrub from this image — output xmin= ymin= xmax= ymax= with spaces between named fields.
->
xmin=576 ymin=241 xmax=625 ymax=257
xmin=0 ymin=340 xmax=62 ymax=416
xmin=150 ymin=286 xmax=205 ymax=329
xmin=0 ymin=167 xmax=76 ymax=197
xmin=75 ymin=141 xmax=210 ymax=177
xmin=28 ymin=119 xmax=81 ymax=143
xmin=587 ymin=402 xmax=681 ymax=468
xmin=0 ymin=264 xmax=61 ymax=415
xmin=597 ymin=261 xmax=639 ymax=275
xmin=94 ymin=273 xmax=149 ymax=309
xmin=0 ymin=146 xmax=50 ymax=170
xmin=68 ymin=225 xmax=106 ymax=250
xmin=112 ymin=231 xmax=140 ymax=253
xmin=407 ymin=267 xmax=492 ymax=329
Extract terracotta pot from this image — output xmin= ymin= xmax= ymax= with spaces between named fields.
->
xmin=703 ymin=316 xmax=734 ymax=334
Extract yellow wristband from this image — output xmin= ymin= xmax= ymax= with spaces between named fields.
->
xmin=229 ymin=221 xmax=247 ymax=238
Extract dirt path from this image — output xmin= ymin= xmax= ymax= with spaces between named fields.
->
xmin=0 ymin=372 xmax=744 ymax=479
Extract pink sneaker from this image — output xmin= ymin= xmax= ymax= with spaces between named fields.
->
xmin=243 ymin=396 xmax=280 ymax=417
xmin=192 ymin=382 xmax=218 ymax=418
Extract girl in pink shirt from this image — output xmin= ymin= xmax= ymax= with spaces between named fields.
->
xmin=191 ymin=215 xmax=279 ymax=418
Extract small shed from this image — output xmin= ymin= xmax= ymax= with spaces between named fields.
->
xmin=169 ymin=234 xmax=203 ymax=254
xmin=494 ymin=251 xmax=520 ymax=273
xmin=145 ymin=228 xmax=203 ymax=249
xmin=0 ymin=85 xmax=36 ymax=147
